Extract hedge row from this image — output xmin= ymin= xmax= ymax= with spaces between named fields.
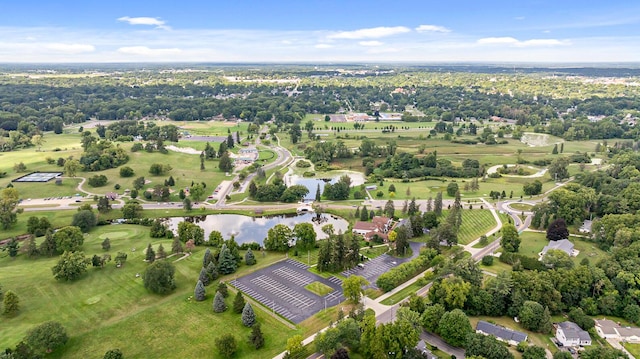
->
xmin=376 ymin=249 xmax=437 ymax=292
xmin=499 ymin=252 xmax=546 ymax=271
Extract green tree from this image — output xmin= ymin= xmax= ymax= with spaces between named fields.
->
xmin=0 ymin=188 xmax=22 ymax=230
xmin=194 ymin=280 xmax=206 ymax=301
xmin=71 ymin=210 xmax=97 ymax=232
xmin=245 ymin=248 xmax=256 ymax=265
xmin=171 ymin=237 xmax=183 ymax=254
xmin=421 ymin=303 xmax=445 ymax=333
xmin=209 ymin=230 xmax=224 ymax=247
xmin=466 ymin=333 xmax=514 ymax=359
xmin=549 ymin=157 xmax=570 ymax=181
xmin=103 ymin=349 xmax=124 ymax=359
xmin=23 ymin=235 xmax=39 ymax=258
xmin=285 ymin=334 xmax=304 ymax=358
xmin=219 ymin=151 xmax=233 ymax=172
xmin=446 ymin=182 xmax=459 ymax=197
xmin=213 ymin=291 xmax=227 ymax=313
xmin=264 ymin=224 xmax=292 ymax=251
xmin=121 ymin=200 xmax=143 ymax=219
xmin=217 ymin=281 xmax=229 ymax=298
xmin=438 ymin=309 xmax=472 ymax=347
xmin=542 ymin=249 xmax=574 ymax=269
xmin=519 ymin=301 xmax=551 ymax=333
xmin=189 ymin=183 xmax=206 ymax=202
xmin=145 ymin=243 xmax=156 ymax=263
xmin=39 ymin=229 xmax=57 ymax=256
xmin=63 ymin=159 xmax=81 ymax=177
xmin=248 ymin=323 xmax=265 ymax=349
xmin=218 ymin=244 xmax=237 ymax=275
xmin=434 ymin=191 xmax=443 ymax=216
xmin=6 ymin=237 xmax=19 ymax=257
xmin=293 ymin=222 xmax=316 ymax=251
xmin=133 ymin=176 xmax=146 ymax=190
xmin=143 ymin=261 xmax=176 ymax=294
xmin=52 ymin=251 xmax=88 ymax=281
xmin=3 ymin=290 xmax=19 ymax=315
xmin=523 ymin=345 xmax=546 ymax=359
xmin=342 ymin=275 xmax=369 ymax=303
xmin=233 ymin=291 xmax=246 ymax=314
xmin=215 ymin=334 xmax=237 ymax=358
xmin=500 ymin=223 xmax=521 ymax=252
xmin=119 ymin=166 xmax=134 ymax=177
xmin=242 ymin=302 xmax=257 ymax=327
xmin=579 ymin=347 xmax=629 ymax=359
xmin=24 ymin=321 xmax=68 ymax=355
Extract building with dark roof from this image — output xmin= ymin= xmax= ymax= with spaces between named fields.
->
xmin=556 ymin=321 xmax=591 ymax=347
xmin=476 ymin=320 xmax=528 ymax=345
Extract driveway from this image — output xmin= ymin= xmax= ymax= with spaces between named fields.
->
xmin=421 ymin=331 xmax=465 ymax=359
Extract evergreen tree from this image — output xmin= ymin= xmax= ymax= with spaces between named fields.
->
xmin=227 ymin=134 xmax=234 ymax=148
xmin=194 ymin=280 xmax=206 ymax=301
xmin=145 ymin=243 xmax=156 ymax=263
xmin=218 ymin=151 xmax=233 ymax=172
xmin=434 ymin=192 xmax=443 ymax=216
xmin=198 ymin=267 xmax=210 ymax=286
xmin=167 ymin=176 xmax=175 ymax=186
xmin=236 ymin=131 xmax=240 ymax=144
xmin=245 ymin=248 xmax=256 ymax=265
xmin=3 ymin=290 xmax=19 ymax=315
xmin=157 ymin=244 xmax=166 ymax=259
xmin=360 ymin=205 xmax=369 ymax=221
xmin=242 ymin=303 xmax=257 ymax=327
xmin=402 ymin=200 xmax=408 ymax=215
xmin=23 ymin=235 xmax=39 ymax=258
xmin=249 ymin=181 xmax=258 ymax=198
xmin=552 ymin=144 xmax=558 ymax=154
xmin=248 ymin=323 xmax=265 ymax=349
xmin=171 ymin=237 xmax=183 ymax=254
xmin=213 ymin=291 xmax=227 ymax=313
xmin=218 ymin=244 xmax=237 ymax=275
xmin=408 ymin=197 xmax=418 ymax=216
xmin=384 ymin=200 xmax=395 ymax=218
xmin=206 ymin=261 xmax=219 ymax=283
xmin=354 ymin=206 xmax=360 ymax=219
xmin=103 ymin=349 xmax=124 ymax=359
xmin=200 ymin=155 xmax=205 ymax=171
xmin=233 ymin=291 xmax=246 ymax=314
xmin=6 ymin=238 xmax=19 ymax=257
xmin=315 ymin=183 xmax=321 ymax=202
xmin=178 ymin=189 xmax=186 ymax=200
xmin=217 ymin=141 xmax=228 ymax=158
xmin=101 ymin=237 xmax=111 ymax=251
xmin=203 ymin=248 xmax=213 ymax=267
xmin=426 ymin=196 xmax=433 ymax=212
xmin=217 ymin=282 xmax=229 ymax=298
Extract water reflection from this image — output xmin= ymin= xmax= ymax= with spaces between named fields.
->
xmin=166 ymin=213 xmax=349 ymax=245
xmin=287 ymin=171 xmax=366 ymax=200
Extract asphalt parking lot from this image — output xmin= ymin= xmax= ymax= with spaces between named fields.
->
xmin=230 ymin=259 xmax=344 ymax=323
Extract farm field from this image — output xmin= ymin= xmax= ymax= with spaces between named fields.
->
xmin=0 ymin=224 xmax=297 ymax=358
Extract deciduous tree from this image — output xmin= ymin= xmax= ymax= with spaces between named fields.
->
xmin=143 ymin=261 xmax=176 ymax=294
xmin=52 ymin=251 xmax=88 ymax=281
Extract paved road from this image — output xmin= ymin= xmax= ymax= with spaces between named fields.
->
xmin=421 ymin=331 xmax=466 ymax=359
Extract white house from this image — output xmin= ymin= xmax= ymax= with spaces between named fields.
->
xmin=556 ymin=321 xmax=591 ymax=347
xmin=540 ymin=239 xmax=577 ymax=260
xmin=595 ymin=319 xmax=640 ymax=343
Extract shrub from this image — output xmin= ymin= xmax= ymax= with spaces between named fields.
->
xmin=88 ymin=175 xmax=108 ymax=187
xmin=481 ymin=255 xmax=494 ymax=266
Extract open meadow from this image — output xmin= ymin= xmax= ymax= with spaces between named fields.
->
xmin=0 ymin=224 xmax=298 ymax=358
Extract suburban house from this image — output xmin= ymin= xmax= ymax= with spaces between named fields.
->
xmin=539 ymin=239 xmax=577 ymax=260
xmin=579 ymin=220 xmax=593 ymax=234
xmin=476 ymin=320 xmax=528 ymax=345
xmin=595 ymin=319 xmax=640 ymax=342
xmin=556 ymin=321 xmax=592 ymax=347
xmin=353 ymin=216 xmax=393 ymax=242
xmin=415 ymin=340 xmax=437 ymax=359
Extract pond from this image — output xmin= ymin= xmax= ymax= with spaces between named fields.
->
xmin=165 ymin=213 xmax=349 ymax=245
xmin=286 ymin=171 xmax=366 ymax=200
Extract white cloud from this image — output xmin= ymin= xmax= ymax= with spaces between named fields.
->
xmin=477 ymin=37 xmax=567 ymax=47
xmin=477 ymin=37 xmax=520 ymax=45
xmin=328 ymin=26 xmax=410 ymax=39
xmin=514 ymin=16 xmax=526 ymax=20
xmin=314 ymin=44 xmax=333 ymax=49
xmin=415 ymin=25 xmax=451 ymax=33
xmin=117 ymin=16 xmax=170 ymax=30
xmin=45 ymin=43 xmax=95 ymax=53
xmin=359 ymin=41 xmax=383 ymax=47
xmin=117 ymin=46 xmax=181 ymax=56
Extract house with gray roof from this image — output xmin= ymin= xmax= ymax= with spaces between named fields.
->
xmin=556 ymin=321 xmax=591 ymax=347
xmin=476 ymin=320 xmax=528 ymax=345
xmin=539 ymin=239 xmax=577 ymax=260
xmin=595 ymin=319 xmax=640 ymax=343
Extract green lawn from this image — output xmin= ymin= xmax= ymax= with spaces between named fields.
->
xmin=304 ymin=281 xmax=335 ymax=296
xmin=380 ymin=281 xmax=425 ymax=305
xmin=480 ymin=259 xmax=513 ymax=274
xmin=443 ymin=209 xmax=499 ymax=245
xmin=623 ymin=343 xmax=640 ymax=357
xmin=360 ymin=245 xmax=390 ymax=259
xmin=0 ymin=224 xmax=298 ymax=358
xmin=509 ymin=203 xmax=534 ymax=211
xmin=518 ymin=231 xmax=610 ymax=265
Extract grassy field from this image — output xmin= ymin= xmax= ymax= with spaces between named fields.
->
xmin=0 ymin=224 xmax=302 ymax=358
xmin=624 ymin=343 xmax=640 ymax=357
xmin=380 ymin=281 xmax=425 ymax=305
xmin=518 ymin=231 xmax=609 ymax=265
xmin=439 ymin=209 xmax=499 ymax=245
xmin=305 ymin=281 xmax=334 ymax=296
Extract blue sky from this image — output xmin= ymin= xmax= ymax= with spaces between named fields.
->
xmin=0 ymin=0 xmax=639 ymax=63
